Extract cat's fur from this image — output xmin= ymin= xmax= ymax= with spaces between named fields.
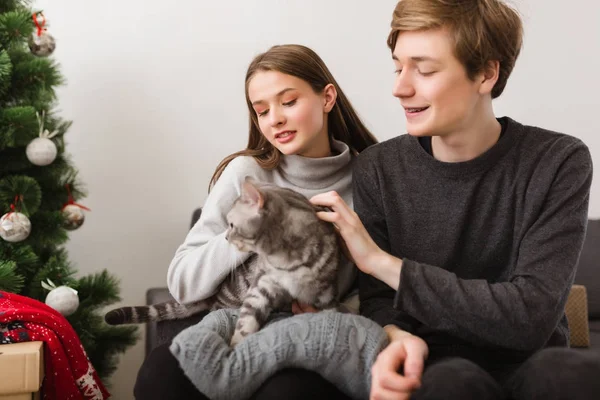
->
xmin=104 ymin=178 xmax=342 ymax=346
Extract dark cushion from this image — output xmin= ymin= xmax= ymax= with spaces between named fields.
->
xmin=191 ymin=208 xmax=202 ymax=229
xmin=145 ymin=287 xmax=207 ymax=357
xmin=573 ymin=219 xmax=600 ymax=318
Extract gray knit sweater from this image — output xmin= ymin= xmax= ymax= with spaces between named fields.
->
xmin=167 ymin=139 xmax=357 ymax=306
xmin=356 ymin=117 xmax=593 ymax=363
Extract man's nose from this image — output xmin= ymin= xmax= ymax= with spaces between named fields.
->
xmin=392 ymin=71 xmax=416 ymax=98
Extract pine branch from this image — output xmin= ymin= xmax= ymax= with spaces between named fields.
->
xmin=8 ymin=49 xmax=62 ymax=108
xmin=0 ymin=10 xmax=33 ymax=50
xmin=0 ymin=50 xmax=11 ymax=98
xmin=77 ymin=270 xmax=122 ymax=311
xmin=27 ymin=251 xmax=77 ymax=300
xmin=0 ymin=242 xmax=39 ymax=275
xmin=25 ymin=210 xmax=69 ymax=248
xmin=0 ymin=260 xmax=25 ymax=292
xmin=0 ymin=105 xmax=37 ymax=150
xmin=0 ymin=174 xmax=42 ymax=215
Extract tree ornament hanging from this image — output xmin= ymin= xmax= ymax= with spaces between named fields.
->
xmin=42 ymin=279 xmax=79 ymax=316
xmin=28 ymin=12 xmax=56 ymax=57
xmin=0 ymin=195 xmax=31 ymax=243
xmin=26 ymin=111 xmax=58 ymax=166
xmin=62 ymin=184 xmax=90 ymax=230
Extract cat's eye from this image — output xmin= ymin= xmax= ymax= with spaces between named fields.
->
xmin=229 ymin=223 xmax=234 ymax=228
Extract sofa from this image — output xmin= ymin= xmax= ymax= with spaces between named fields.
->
xmin=144 ymin=211 xmax=600 ymax=357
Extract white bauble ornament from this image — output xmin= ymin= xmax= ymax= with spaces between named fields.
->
xmin=28 ymin=31 xmax=56 ymax=57
xmin=62 ymin=204 xmax=85 ymax=230
xmin=0 ymin=212 xmax=31 ymax=242
xmin=45 ymin=286 xmax=79 ymax=316
xmin=26 ymin=137 xmax=57 ymax=166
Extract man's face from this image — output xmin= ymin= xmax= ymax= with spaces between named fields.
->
xmin=392 ymin=28 xmax=488 ymax=137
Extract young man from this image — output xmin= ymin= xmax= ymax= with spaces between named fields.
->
xmin=312 ymin=0 xmax=600 ymax=398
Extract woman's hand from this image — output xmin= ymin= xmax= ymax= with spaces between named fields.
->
xmin=370 ymin=326 xmax=429 ymax=400
xmin=310 ymin=191 xmax=383 ymax=276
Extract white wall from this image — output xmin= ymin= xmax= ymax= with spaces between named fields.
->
xmin=29 ymin=0 xmax=600 ymax=398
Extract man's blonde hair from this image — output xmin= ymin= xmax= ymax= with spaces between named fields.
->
xmin=388 ymin=0 xmax=523 ymax=98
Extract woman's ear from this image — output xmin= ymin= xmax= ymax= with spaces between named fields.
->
xmin=479 ymin=60 xmax=500 ymax=96
xmin=323 ymin=83 xmax=337 ymax=113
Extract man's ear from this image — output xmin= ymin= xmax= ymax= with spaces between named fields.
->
xmin=479 ymin=60 xmax=500 ymax=95
xmin=323 ymin=83 xmax=337 ymax=113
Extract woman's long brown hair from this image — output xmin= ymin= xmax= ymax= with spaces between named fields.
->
xmin=209 ymin=44 xmax=378 ymax=189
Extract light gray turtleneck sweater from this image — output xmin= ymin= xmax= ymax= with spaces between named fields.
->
xmin=167 ymin=139 xmax=355 ymax=305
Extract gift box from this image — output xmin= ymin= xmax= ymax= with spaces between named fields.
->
xmin=0 ymin=341 xmax=43 ymax=399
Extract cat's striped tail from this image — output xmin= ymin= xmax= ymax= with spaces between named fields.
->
xmin=104 ymin=299 xmax=211 ymax=325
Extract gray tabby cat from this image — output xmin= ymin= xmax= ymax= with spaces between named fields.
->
xmin=105 ymin=178 xmax=342 ymax=346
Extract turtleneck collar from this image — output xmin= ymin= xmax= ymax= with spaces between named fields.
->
xmin=277 ymin=139 xmax=353 ymax=190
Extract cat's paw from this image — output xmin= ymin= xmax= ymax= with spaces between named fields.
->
xmin=230 ymin=330 xmax=245 ymax=347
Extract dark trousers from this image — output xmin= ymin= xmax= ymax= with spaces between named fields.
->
xmin=412 ymin=347 xmax=600 ymax=400
xmin=134 ymin=343 xmax=351 ymax=400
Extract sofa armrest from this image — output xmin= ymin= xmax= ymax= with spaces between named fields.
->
xmin=145 ymin=287 xmax=207 ymax=358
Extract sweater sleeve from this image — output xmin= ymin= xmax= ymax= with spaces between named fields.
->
xmin=167 ymin=157 xmax=256 ymax=304
xmin=353 ymin=154 xmax=419 ymax=333
xmin=395 ymin=142 xmax=593 ymax=350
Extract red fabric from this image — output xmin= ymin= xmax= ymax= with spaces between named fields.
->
xmin=0 ymin=291 xmax=110 ymax=400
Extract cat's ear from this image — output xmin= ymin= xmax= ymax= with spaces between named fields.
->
xmin=241 ymin=178 xmax=264 ymax=209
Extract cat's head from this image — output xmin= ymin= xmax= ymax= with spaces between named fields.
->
xmin=225 ymin=178 xmax=269 ymax=252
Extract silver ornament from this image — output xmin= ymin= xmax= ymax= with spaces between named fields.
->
xmin=28 ymin=31 xmax=56 ymax=57
xmin=26 ymin=137 xmax=57 ymax=166
xmin=0 ymin=212 xmax=31 ymax=242
xmin=45 ymin=286 xmax=79 ymax=316
xmin=62 ymin=204 xmax=85 ymax=230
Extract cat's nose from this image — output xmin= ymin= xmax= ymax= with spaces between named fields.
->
xmin=225 ymin=231 xmax=229 ymax=241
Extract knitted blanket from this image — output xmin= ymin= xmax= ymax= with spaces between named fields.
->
xmin=170 ymin=309 xmax=388 ymax=400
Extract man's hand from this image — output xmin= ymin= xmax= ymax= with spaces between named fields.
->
xmin=291 ymin=301 xmax=319 ymax=314
xmin=310 ymin=191 xmax=404 ymax=290
xmin=370 ymin=326 xmax=429 ymax=400
xmin=310 ymin=191 xmax=384 ymax=276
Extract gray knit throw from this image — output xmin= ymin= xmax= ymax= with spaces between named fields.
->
xmin=170 ymin=309 xmax=389 ymax=400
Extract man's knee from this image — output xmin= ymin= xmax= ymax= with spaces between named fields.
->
xmin=508 ymin=347 xmax=600 ymax=400
xmin=412 ymin=358 xmax=504 ymax=400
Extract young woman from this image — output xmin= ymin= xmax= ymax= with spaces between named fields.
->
xmin=134 ymin=44 xmax=377 ymax=400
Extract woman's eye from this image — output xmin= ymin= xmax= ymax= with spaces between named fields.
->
xmin=283 ymin=99 xmax=297 ymax=106
xmin=257 ymin=110 xmax=268 ymax=117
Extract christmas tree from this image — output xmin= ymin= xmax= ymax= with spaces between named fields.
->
xmin=0 ymin=0 xmax=138 ymax=381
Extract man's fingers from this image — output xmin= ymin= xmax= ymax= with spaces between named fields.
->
xmin=403 ymin=338 xmax=428 ymax=380
xmin=378 ymin=370 xmax=421 ymax=392
xmin=377 ymin=341 xmax=406 ymax=372
xmin=370 ymin=386 xmax=412 ymax=400
xmin=311 ymin=191 xmax=355 ymax=221
xmin=373 ymin=342 xmax=423 ymax=392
